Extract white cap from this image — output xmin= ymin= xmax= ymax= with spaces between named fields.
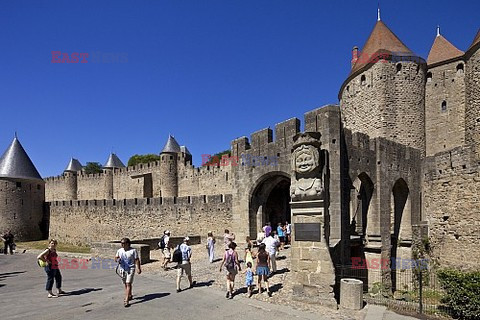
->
xmin=165 ymin=230 xmax=170 ymax=234
xmin=184 ymin=236 xmax=190 ymax=241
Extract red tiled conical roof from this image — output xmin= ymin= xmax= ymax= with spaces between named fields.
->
xmin=427 ymin=34 xmax=464 ymax=65
xmin=350 ymin=21 xmax=416 ymax=74
xmin=467 ymin=29 xmax=480 ymax=52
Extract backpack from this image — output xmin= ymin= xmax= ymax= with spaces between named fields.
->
xmin=225 ymin=250 xmax=235 ymax=269
xmin=172 ymin=245 xmax=182 ymax=263
xmin=159 ymin=235 xmax=166 ymax=250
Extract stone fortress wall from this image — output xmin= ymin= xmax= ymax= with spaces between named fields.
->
xmin=48 ymin=194 xmax=232 ymax=245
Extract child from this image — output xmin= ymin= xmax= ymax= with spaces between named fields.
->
xmin=244 ymin=243 xmax=255 ymax=269
xmin=244 ymin=261 xmax=254 ymax=297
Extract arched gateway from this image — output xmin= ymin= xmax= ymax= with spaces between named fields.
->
xmin=248 ymin=172 xmax=291 ymax=239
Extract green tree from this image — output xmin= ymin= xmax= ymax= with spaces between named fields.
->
xmin=127 ymin=154 xmax=160 ymax=167
xmin=83 ymin=162 xmax=103 ymax=174
xmin=203 ymin=149 xmax=231 ymax=166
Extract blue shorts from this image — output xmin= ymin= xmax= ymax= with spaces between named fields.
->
xmin=256 ymin=266 xmax=269 ymax=276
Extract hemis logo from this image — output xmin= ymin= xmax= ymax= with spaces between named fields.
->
xmin=51 ymin=51 xmax=89 ymax=63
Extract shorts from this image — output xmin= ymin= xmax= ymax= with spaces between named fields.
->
xmin=256 ymin=266 xmax=269 ymax=276
xmin=177 ymin=261 xmax=191 ymax=277
xmin=226 ymin=267 xmax=238 ymax=276
xmin=279 ymin=236 xmax=285 ymax=243
xmin=119 ymin=268 xmax=135 ymax=284
xmin=163 ymin=248 xmax=171 ymax=259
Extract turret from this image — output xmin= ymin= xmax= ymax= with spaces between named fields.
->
xmin=63 ymin=158 xmax=82 ymax=200
xmin=425 ymin=27 xmax=466 ymax=156
xmin=160 ymin=135 xmax=180 ymax=197
xmin=465 ymin=29 xmax=480 ymax=158
xmin=0 ymin=135 xmax=45 ymax=241
xmin=103 ymin=153 xmax=125 ymax=199
xmin=339 ymin=16 xmax=426 ymax=153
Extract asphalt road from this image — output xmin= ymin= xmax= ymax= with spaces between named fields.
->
xmin=0 ymin=253 xmax=323 ymax=320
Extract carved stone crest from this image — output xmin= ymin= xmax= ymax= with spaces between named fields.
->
xmin=290 ymin=132 xmax=324 ymax=201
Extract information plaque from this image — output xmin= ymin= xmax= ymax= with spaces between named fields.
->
xmin=294 ymin=223 xmax=321 ymax=242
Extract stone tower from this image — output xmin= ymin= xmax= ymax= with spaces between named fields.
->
xmin=339 ymin=17 xmax=426 ymax=153
xmin=103 ymin=153 xmax=125 ymax=199
xmin=425 ymin=27 xmax=466 ymax=156
xmin=0 ymin=136 xmax=45 ymax=241
xmin=64 ymin=158 xmax=82 ymax=200
xmin=160 ymin=135 xmax=180 ymax=197
xmin=465 ymin=29 xmax=480 ymax=157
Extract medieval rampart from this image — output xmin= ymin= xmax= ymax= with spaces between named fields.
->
xmin=48 ymin=194 xmax=232 ymax=245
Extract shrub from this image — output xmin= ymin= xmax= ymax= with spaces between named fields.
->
xmin=437 ymin=269 xmax=480 ymax=319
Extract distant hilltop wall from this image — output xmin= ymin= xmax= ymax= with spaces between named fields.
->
xmin=48 ymin=194 xmax=232 ymax=245
xmin=45 ymin=159 xmax=233 ymax=202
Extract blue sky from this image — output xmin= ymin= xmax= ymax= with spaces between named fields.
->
xmin=0 ymin=0 xmax=478 ymax=177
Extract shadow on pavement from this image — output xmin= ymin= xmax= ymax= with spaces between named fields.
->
xmin=64 ymin=288 xmax=103 ymax=296
xmin=269 ymin=283 xmax=283 ymax=293
xmin=193 ymin=280 xmax=214 ymax=287
xmin=211 ymin=258 xmax=222 ymax=263
xmin=132 ymin=292 xmax=170 ymax=304
xmin=0 ymin=271 xmax=26 ymax=280
xmin=272 ymin=267 xmax=289 ymax=276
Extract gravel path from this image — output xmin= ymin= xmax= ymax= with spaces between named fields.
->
xmin=141 ymin=243 xmax=365 ymax=320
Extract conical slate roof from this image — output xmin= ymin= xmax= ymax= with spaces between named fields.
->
xmin=64 ymin=158 xmax=83 ymax=172
xmin=351 ymin=20 xmax=418 ymax=74
xmin=467 ymin=29 xmax=480 ymax=52
xmin=427 ymin=34 xmax=464 ymax=65
xmin=180 ymin=146 xmax=191 ymax=155
xmin=0 ymin=136 xmax=42 ymax=181
xmin=103 ymin=153 xmax=125 ymax=168
xmin=161 ymin=135 xmax=181 ymax=154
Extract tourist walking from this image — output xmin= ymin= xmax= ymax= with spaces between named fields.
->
xmin=262 ymin=232 xmax=279 ymax=273
xmin=223 ymin=229 xmax=235 ymax=250
xmin=244 ymin=242 xmax=255 ymax=269
xmin=263 ymin=222 xmax=272 ymax=238
xmin=159 ymin=230 xmax=171 ymax=269
xmin=2 ymin=230 xmax=14 ymax=255
xmin=285 ymin=221 xmax=291 ymax=245
xmin=206 ymin=231 xmax=216 ymax=263
xmin=37 ymin=239 xmax=66 ymax=298
xmin=256 ymin=243 xmax=271 ymax=297
xmin=277 ymin=223 xmax=285 ymax=250
xmin=176 ymin=236 xmax=194 ymax=292
xmin=243 ymin=261 xmax=254 ymax=298
xmin=115 ymin=238 xmax=142 ymax=307
xmin=219 ymin=242 xmax=241 ymax=299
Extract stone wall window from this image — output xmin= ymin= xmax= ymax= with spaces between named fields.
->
xmin=360 ymin=75 xmax=366 ymax=86
xmin=16 ymin=182 xmax=21 ymax=188
xmin=456 ymin=63 xmax=464 ymax=75
xmin=427 ymin=72 xmax=432 ymax=82
xmin=441 ymin=100 xmax=447 ymax=112
xmin=396 ymin=63 xmax=402 ymax=74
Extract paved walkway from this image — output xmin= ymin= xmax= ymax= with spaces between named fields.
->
xmin=1 ymin=248 xmax=422 ymax=320
xmin=0 ymin=253 xmax=328 ymax=320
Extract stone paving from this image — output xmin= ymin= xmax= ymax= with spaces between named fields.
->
xmin=142 ymin=243 xmax=366 ymax=320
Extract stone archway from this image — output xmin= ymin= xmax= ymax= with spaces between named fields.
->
xmin=249 ymin=172 xmax=291 ymax=239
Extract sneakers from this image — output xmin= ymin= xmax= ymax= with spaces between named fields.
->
xmin=225 ymin=291 xmax=230 ymax=299
xmin=176 ymin=289 xmax=181 ymax=293
xmin=47 ymin=294 xmax=58 ymax=298
xmin=267 ymin=291 xmax=272 ymax=297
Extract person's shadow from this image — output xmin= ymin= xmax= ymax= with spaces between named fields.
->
xmin=63 ymin=288 xmax=103 ymax=296
xmin=192 ymin=280 xmax=214 ymax=288
xmin=131 ymin=293 xmax=170 ymax=305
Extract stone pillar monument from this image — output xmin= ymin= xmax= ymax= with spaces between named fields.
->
xmin=289 ymin=132 xmax=337 ymax=307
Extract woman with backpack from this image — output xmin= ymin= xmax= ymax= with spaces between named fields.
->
xmin=37 ymin=239 xmax=66 ymax=298
xmin=219 ymin=241 xmax=241 ymax=299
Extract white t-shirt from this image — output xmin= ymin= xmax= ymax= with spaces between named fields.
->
xmin=262 ymin=236 xmax=279 ymax=255
xmin=116 ymin=247 xmax=138 ymax=272
xmin=158 ymin=235 xmax=170 ymax=248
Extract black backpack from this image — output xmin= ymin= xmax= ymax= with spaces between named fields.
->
xmin=159 ymin=235 xmax=166 ymax=250
xmin=172 ymin=245 xmax=182 ymax=263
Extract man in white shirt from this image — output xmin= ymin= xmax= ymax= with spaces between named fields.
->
xmin=115 ymin=238 xmax=141 ymax=307
xmin=261 ymin=232 xmax=279 ymax=273
xmin=176 ymin=236 xmax=194 ymax=292
xmin=160 ymin=230 xmax=171 ymax=269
